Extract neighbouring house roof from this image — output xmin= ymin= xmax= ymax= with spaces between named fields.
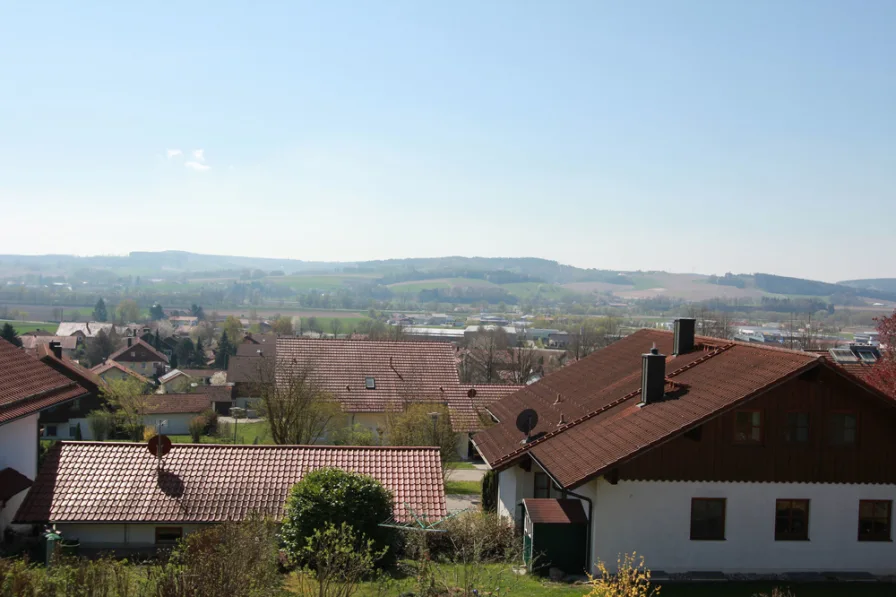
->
xmin=36 ymin=344 xmax=105 ymax=393
xmin=55 ymin=322 xmax=114 ymax=338
xmin=237 ymin=339 xmax=278 ymax=357
xmin=90 ymin=360 xmax=152 ymax=385
xmin=241 ymin=333 xmax=278 ymax=347
xmin=179 ymin=369 xmax=223 ymax=380
xmin=20 ymin=336 xmax=79 ymax=353
xmin=442 ymin=384 xmax=526 ymax=433
xmin=523 ymin=498 xmax=588 ymax=524
xmin=19 ymin=329 xmax=56 ymax=337
xmin=0 ymin=467 xmax=33 ymax=503
xmin=107 ymin=338 xmax=169 ymax=364
xmin=142 ymin=393 xmax=212 ymax=415
xmin=16 ymin=443 xmax=447 ymax=524
xmin=474 ymin=329 xmax=838 ymax=489
xmin=194 ymin=384 xmax=234 ymax=403
xmin=159 ymin=369 xmax=188 ymax=384
xmin=226 ymin=355 xmax=264 ymax=384
xmin=276 ymin=338 xmax=461 ymax=414
xmin=0 ymin=339 xmax=88 ymax=425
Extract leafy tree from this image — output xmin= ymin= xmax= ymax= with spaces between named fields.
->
xmin=175 ymin=337 xmax=196 ymax=367
xmin=93 ymin=298 xmax=108 ymax=322
xmin=169 ymin=352 xmax=179 ymax=369
xmin=116 ymin=298 xmax=140 ymax=323
xmin=215 ymin=331 xmax=235 ymax=369
xmin=100 ymin=377 xmax=154 ymax=440
xmin=481 ymin=469 xmax=498 ymax=513
xmin=86 ymin=329 xmax=119 ymax=367
xmin=1 ymin=322 xmax=21 ymax=347
xmin=194 ymin=337 xmax=206 ymax=367
xmin=306 ymin=316 xmax=319 ymax=334
xmin=253 ymin=359 xmax=339 ymax=444
xmin=149 ymin=303 xmax=166 ymax=321
xmin=222 ymin=315 xmax=243 ymax=344
xmin=281 ymin=468 xmax=394 ymax=566
xmin=385 ymin=403 xmax=457 ymax=469
xmin=868 ymin=309 xmax=896 ymax=397
xmin=291 ymin=523 xmax=386 ymax=596
xmin=270 ymin=316 xmax=294 ymax=335
xmin=190 ymin=303 xmax=206 ymax=320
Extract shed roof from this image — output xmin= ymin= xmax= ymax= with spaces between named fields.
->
xmin=523 ymin=498 xmax=588 ymax=524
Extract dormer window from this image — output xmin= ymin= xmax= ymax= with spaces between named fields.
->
xmin=365 ymin=377 xmax=376 ymax=390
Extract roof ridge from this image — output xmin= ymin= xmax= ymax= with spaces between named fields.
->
xmin=56 ymin=441 xmax=442 ymax=451
xmin=489 ymin=343 xmax=739 ymax=467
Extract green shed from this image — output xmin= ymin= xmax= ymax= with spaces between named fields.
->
xmin=522 ymin=498 xmax=588 ymax=576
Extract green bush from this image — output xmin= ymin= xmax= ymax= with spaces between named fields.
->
xmin=481 ymin=469 xmax=498 ymax=513
xmin=417 ymin=510 xmax=518 ymax=563
xmin=201 ymin=408 xmax=218 ymax=435
xmin=281 ymin=468 xmax=394 ymax=567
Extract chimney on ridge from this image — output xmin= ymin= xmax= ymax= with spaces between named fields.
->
xmin=640 ymin=346 xmax=666 ymax=406
xmin=127 ymin=337 xmax=133 ymax=347
xmin=673 ymin=318 xmax=696 ymax=355
xmin=49 ymin=341 xmax=63 ymax=360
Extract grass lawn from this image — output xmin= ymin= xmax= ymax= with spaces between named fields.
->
xmin=3 ymin=320 xmax=58 ymax=334
xmin=167 ymin=420 xmax=274 ymax=445
xmin=447 ymin=461 xmax=478 ymax=470
xmin=444 ymin=480 xmax=481 ymax=495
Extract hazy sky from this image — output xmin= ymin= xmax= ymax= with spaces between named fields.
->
xmin=1 ymin=1 xmax=894 ymax=282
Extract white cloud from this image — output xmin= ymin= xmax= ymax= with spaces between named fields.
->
xmin=167 ymin=149 xmax=183 ymax=158
xmin=192 ymin=149 xmax=205 ymax=162
xmin=185 ymin=161 xmax=211 ymax=172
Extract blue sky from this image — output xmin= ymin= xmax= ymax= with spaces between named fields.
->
xmin=1 ymin=1 xmax=893 ymax=282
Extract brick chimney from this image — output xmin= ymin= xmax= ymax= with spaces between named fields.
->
xmin=673 ymin=318 xmax=696 ymax=355
xmin=49 ymin=341 xmax=63 ymax=360
xmin=640 ymin=346 xmax=666 ymax=405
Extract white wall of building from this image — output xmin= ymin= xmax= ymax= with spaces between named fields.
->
xmin=56 ymin=523 xmax=207 ymax=547
xmin=142 ymin=413 xmax=198 ymax=436
xmin=591 ymin=479 xmax=896 ymax=574
xmin=0 ymin=414 xmax=39 ymax=537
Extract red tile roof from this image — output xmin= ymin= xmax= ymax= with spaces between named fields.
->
xmin=194 ymin=385 xmax=234 ymax=403
xmin=523 ymin=498 xmax=588 ymax=524
xmin=474 ymin=329 xmax=822 ymax=488
xmin=442 ymin=385 xmax=526 ymax=433
xmin=15 ymin=442 xmax=447 ymax=524
xmin=276 ymin=338 xmax=461 ymax=413
xmin=0 ymin=467 xmax=33 ymax=503
xmin=91 ymin=360 xmax=152 ymax=384
xmin=108 ymin=338 xmax=169 ymax=364
xmin=36 ymin=344 xmax=105 ymax=392
xmin=142 ymin=393 xmax=212 ymax=414
xmin=20 ymin=336 xmax=79 ymax=352
xmin=0 ymin=339 xmax=88 ymax=425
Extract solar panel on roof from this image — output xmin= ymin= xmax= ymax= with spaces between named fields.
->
xmin=829 ymin=348 xmax=859 ymax=363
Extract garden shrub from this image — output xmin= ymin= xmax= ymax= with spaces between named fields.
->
xmin=281 ymin=468 xmax=394 ymax=566
xmin=480 ymin=469 xmax=498 ymax=513
xmin=188 ymin=416 xmax=205 ymax=443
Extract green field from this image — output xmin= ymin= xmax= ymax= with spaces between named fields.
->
xmin=2 ymin=320 xmax=58 ymax=335
xmin=264 ymin=274 xmax=376 ymax=291
xmin=501 ymin=282 xmax=579 ymax=301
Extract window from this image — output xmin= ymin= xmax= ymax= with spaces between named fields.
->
xmin=775 ymin=499 xmax=810 ymax=541
xmin=785 ymin=412 xmax=810 ymax=444
xmin=534 ymin=472 xmax=551 ymax=498
xmin=829 ymin=412 xmax=857 ymax=445
xmin=734 ymin=410 xmax=762 ymax=444
xmin=690 ymin=498 xmax=726 ymax=540
xmin=155 ymin=527 xmax=183 ymax=545
xmin=365 ymin=377 xmax=376 ymax=390
xmin=43 ymin=425 xmax=58 ymax=437
xmin=69 ymin=424 xmax=79 ymax=438
xmin=859 ymin=500 xmax=891 ymax=542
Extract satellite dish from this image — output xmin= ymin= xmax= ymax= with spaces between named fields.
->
xmin=515 ymin=409 xmax=539 ymax=436
xmin=467 ymin=388 xmax=477 ymax=398
xmin=147 ymin=434 xmax=172 ymax=457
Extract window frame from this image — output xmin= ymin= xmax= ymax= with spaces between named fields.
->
xmin=733 ymin=409 xmax=763 ymax=445
xmin=154 ymin=526 xmax=184 ymax=545
xmin=858 ymin=500 xmax=892 ymax=542
xmin=690 ymin=498 xmax=727 ymax=541
xmin=828 ymin=410 xmax=858 ymax=446
xmin=784 ymin=411 xmax=810 ymax=444
xmin=775 ymin=499 xmax=810 ymax=541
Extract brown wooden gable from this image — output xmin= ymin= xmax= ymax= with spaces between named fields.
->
xmin=617 ymin=365 xmax=896 ymax=485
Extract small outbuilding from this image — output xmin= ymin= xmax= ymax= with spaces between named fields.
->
xmin=522 ymin=498 xmax=588 ymax=576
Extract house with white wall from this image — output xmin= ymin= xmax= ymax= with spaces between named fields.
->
xmin=0 ymin=338 xmax=88 ymax=540
xmin=474 ymin=319 xmax=896 ymax=577
xmin=106 ymin=337 xmax=169 ymax=377
xmin=15 ymin=443 xmax=447 ymax=551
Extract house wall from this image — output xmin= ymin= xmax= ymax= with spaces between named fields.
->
xmin=121 ymin=361 xmax=156 ymax=375
xmin=98 ymin=368 xmax=132 ymax=383
xmin=0 ymin=414 xmax=39 ymax=537
xmin=497 ymin=461 xmax=541 ymax=520
xmin=41 ymin=418 xmax=90 ymax=440
xmin=55 ymin=523 xmax=206 ymax=548
xmin=590 ymin=479 xmax=896 ymax=574
xmin=161 ymin=377 xmax=193 ymax=394
xmin=141 ymin=413 xmax=197 ymax=436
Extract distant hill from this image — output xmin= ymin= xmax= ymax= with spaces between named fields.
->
xmin=839 ymin=278 xmax=896 ymax=294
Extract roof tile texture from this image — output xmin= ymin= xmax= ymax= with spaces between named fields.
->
xmin=16 ymin=442 xmax=447 ymax=523
xmin=108 ymin=338 xmax=169 ymax=364
xmin=523 ymin=498 xmax=588 ymax=524
xmin=0 ymin=339 xmax=87 ymax=424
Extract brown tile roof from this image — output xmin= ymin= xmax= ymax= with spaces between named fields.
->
xmin=36 ymin=344 xmax=105 ymax=392
xmin=441 ymin=384 xmax=526 ymax=433
xmin=194 ymin=385 xmax=234 ymax=402
xmin=0 ymin=467 xmax=33 ymax=503
xmin=226 ymin=355 xmax=265 ymax=383
xmin=16 ymin=442 xmax=447 ymax=524
xmin=90 ymin=360 xmax=153 ymax=384
xmin=143 ymin=393 xmax=212 ymax=414
xmin=241 ymin=333 xmax=278 ymax=347
xmin=108 ymin=338 xmax=169 ymax=364
xmin=523 ymin=498 xmax=588 ymax=524
xmin=474 ymin=329 xmax=822 ymax=489
xmin=276 ymin=338 xmax=461 ymax=414
xmin=0 ymin=339 xmax=88 ymax=425
xmin=179 ymin=369 xmax=224 ymax=380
